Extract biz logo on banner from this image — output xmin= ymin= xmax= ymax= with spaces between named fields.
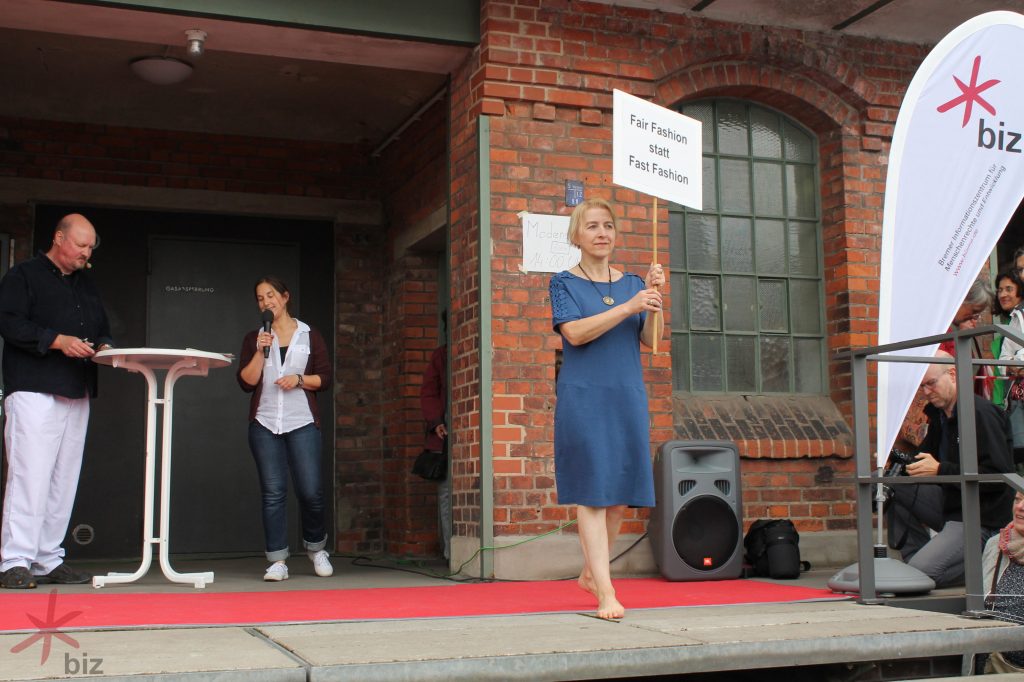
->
xmin=936 ymin=55 xmax=1021 ymax=152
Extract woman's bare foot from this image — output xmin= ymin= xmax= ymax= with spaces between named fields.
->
xmin=596 ymin=591 xmax=625 ymax=620
xmin=577 ymin=569 xmax=597 ymax=597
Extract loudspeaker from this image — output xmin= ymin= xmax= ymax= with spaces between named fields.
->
xmin=649 ymin=440 xmax=743 ymax=581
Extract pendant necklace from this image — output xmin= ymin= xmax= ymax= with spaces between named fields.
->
xmin=578 ymin=263 xmax=614 ymax=306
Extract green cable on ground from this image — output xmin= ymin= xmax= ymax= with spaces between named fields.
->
xmin=343 ymin=519 xmax=580 ymax=581
xmin=449 ymin=519 xmax=578 ymax=577
xmin=346 ymin=519 xmax=644 ymax=582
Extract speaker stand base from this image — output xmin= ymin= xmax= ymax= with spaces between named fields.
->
xmin=827 ymin=550 xmax=935 ymax=597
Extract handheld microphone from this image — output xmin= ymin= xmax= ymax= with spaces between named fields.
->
xmin=85 ymin=262 xmax=92 ymax=269
xmin=261 ymin=310 xmax=274 ymax=358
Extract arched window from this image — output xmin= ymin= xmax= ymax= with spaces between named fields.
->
xmin=670 ymin=100 xmax=824 ymax=394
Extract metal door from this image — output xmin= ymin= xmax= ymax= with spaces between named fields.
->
xmin=147 ymin=237 xmax=301 ymax=554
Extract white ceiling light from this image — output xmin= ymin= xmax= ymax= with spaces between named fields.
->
xmin=185 ymin=29 xmax=207 ymax=58
xmin=130 ymin=56 xmax=193 ymax=85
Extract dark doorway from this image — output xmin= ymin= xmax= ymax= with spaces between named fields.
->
xmin=995 ymin=198 xmax=1024 ymax=269
xmin=147 ymin=236 xmax=301 ymax=554
xmin=32 ymin=205 xmax=334 ymax=560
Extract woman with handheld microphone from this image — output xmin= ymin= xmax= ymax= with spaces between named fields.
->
xmin=237 ymin=276 xmax=333 ymax=582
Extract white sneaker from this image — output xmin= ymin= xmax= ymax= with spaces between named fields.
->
xmin=309 ymin=550 xmax=333 ymax=577
xmin=263 ymin=561 xmax=288 ymax=582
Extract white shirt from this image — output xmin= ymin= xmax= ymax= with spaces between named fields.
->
xmin=255 ymin=319 xmax=315 ymax=435
xmin=1001 ymin=307 xmax=1024 ymax=364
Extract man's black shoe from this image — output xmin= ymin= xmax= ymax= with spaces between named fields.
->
xmin=0 ymin=566 xmax=37 ymax=589
xmin=34 ymin=563 xmax=91 ymax=585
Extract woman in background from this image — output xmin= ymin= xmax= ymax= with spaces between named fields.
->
xmin=991 ymin=270 xmax=1023 ymax=410
xmin=938 ymin=276 xmax=994 ymax=398
xmin=549 ymin=197 xmax=664 ymax=619
xmin=238 ymin=276 xmax=333 ymax=581
xmin=981 ymin=490 xmax=1024 ymax=673
xmin=997 ymin=269 xmax=1024 ymax=472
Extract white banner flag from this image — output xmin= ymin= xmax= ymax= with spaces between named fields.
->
xmin=877 ymin=11 xmax=1024 ymax=466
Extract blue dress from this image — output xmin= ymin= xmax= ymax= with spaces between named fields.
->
xmin=549 ymin=270 xmax=656 ymax=507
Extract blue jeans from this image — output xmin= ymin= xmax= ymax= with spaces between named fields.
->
xmin=438 ymin=475 xmax=451 ymax=561
xmin=248 ymin=422 xmax=327 ymax=561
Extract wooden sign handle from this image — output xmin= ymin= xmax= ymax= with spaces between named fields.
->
xmin=652 ymin=196 xmax=660 ymax=355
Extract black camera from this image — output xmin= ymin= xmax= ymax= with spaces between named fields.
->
xmin=880 ymin=448 xmax=918 ymax=507
xmin=885 ymin=448 xmax=917 ymax=477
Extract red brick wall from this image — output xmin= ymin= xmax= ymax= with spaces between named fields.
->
xmin=378 ymin=254 xmax=444 ymax=556
xmin=0 ymin=117 xmax=373 ymax=199
xmin=446 ymin=0 xmax=930 ymax=538
xmin=741 ymin=457 xmax=855 ymax=533
xmin=333 ymin=222 xmax=387 ymax=553
xmin=377 ymin=98 xmax=448 ymax=229
xmin=447 ymin=29 xmax=500 ymax=543
xmin=375 ymin=99 xmax=451 ymax=556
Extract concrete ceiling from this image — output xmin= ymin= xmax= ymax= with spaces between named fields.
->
xmin=0 ymin=0 xmax=464 ymax=146
xmin=596 ymin=0 xmax=1024 ymax=44
xmin=602 ymin=0 xmax=1024 ymax=43
xmin=1 ymin=0 xmax=1023 ymax=146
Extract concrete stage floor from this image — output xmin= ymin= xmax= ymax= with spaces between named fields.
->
xmin=0 ymin=556 xmax=1021 ymax=681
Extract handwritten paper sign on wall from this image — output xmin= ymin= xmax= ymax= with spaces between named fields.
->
xmin=520 ymin=212 xmax=579 ymax=274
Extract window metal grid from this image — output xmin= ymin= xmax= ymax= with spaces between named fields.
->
xmin=670 ymin=100 xmax=825 ymax=394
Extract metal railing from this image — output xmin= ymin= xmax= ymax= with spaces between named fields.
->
xmin=843 ymin=324 xmax=1024 ymax=611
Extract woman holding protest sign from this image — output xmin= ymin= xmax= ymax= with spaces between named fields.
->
xmin=548 ymin=197 xmax=663 ymax=620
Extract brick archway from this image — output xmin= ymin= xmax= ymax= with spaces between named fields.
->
xmin=658 ymin=61 xmax=863 ymax=133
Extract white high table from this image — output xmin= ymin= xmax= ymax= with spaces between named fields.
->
xmin=91 ymin=348 xmax=233 ymax=588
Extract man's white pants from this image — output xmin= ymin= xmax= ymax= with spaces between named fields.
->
xmin=1 ymin=391 xmax=89 ymax=574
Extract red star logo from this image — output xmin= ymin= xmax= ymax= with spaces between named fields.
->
xmin=937 ymin=55 xmax=999 ymax=128
xmin=9 ymin=589 xmax=82 ymax=664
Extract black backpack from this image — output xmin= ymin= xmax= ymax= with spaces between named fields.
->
xmin=743 ymin=519 xmax=806 ymax=579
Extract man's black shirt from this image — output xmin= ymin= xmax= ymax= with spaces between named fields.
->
xmin=920 ymin=393 xmax=1015 ymax=529
xmin=0 ymin=252 xmax=113 ymax=399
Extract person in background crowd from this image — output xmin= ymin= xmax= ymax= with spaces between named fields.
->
xmin=980 ymin=489 xmax=1024 ymax=673
xmin=0 ymin=213 xmax=113 ymax=589
xmin=238 ymin=276 xmax=333 ymax=582
xmin=939 ymin=276 xmax=994 ymax=400
xmin=991 ymin=269 xmax=1024 ymax=410
xmin=888 ymin=351 xmax=1015 ymax=587
xmin=996 ymin=269 xmax=1024 ymax=471
xmin=419 ymin=311 xmax=451 ymax=560
xmin=549 ymin=197 xmax=664 ymax=620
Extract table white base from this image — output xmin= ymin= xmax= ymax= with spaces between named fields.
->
xmin=91 ymin=348 xmax=231 ymax=589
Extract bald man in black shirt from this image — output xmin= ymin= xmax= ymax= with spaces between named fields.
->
xmin=0 ymin=214 xmax=113 ymax=589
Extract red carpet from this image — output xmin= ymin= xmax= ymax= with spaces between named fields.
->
xmin=0 ymin=578 xmax=845 ymax=632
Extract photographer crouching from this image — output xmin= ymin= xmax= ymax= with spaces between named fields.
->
xmin=887 ymin=350 xmax=1016 ymax=587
